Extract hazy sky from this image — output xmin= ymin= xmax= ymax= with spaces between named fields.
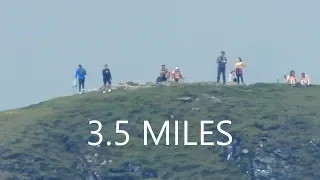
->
xmin=0 ymin=0 xmax=319 ymax=110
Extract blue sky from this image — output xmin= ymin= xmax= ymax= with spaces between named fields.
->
xmin=0 ymin=0 xmax=319 ymax=110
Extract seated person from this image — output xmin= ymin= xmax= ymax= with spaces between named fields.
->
xmin=300 ymin=72 xmax=310 ymax=86
xmin=156 ymin=64 xmax=169 ymax=83
xmin=171 ymin=67 xmax=184 ymax=82
xmin=285 ymin=70 xmax=296 ymax=85
xmin=228 ymin=70 xmax=237 ymax=83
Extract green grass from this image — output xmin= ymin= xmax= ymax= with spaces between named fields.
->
xmin=1 ymin=83 xmax=320 ymax=179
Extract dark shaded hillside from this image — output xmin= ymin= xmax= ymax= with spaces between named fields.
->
xmin=1 ymin=83 xmax=320 ymax=180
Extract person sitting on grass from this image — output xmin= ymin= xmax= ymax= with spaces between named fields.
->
xmin=228 ymin=70 xmax=237 ymax=83
xmin=285 ymin=70 xmax=296 ymax=85
xmin=300 ymin=72 xmax=310 ymax=87
xmin=156 ymin=64 xmax=169 ymax=83
xmin=171 ymin=67 xmax=184 ymax=82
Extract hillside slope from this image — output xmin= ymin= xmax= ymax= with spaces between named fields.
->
xmin=1 ymin=83 xmax=320 ymax=180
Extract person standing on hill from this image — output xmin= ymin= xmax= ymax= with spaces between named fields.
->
xmin=228 ymin=70 xmax=237 ymax=83
xmin=102 ymin=64 xmax=112 ymax=93
xmin=216 ymin=51 xmax=227 ymax=84
xmin=235 ymin=57 xmax=245 ymax=84
xmin=75 ymin=64 xmax=87 ymax=94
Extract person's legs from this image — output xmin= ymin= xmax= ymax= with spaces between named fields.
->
xmin=156 ymin=76 xmax=161 ymax=83
xmin=107 ymin=79 xmax=111 ymax=89
xmin=156 ymin=76 xmax=165 ymax=83
xmin=217 ymin=68 xmax=221 ymax=83
xmin=300 ymin=80 xmax=308 ymax=88
xmin=236 ymin=75 xmax=240 ymax=84
xmin=235 ymin=68 xmax=243 ymax=84
xmin=222 ymin=67 xmax=226 ymax=84
xmin=103 ymin=78 xmax=107 ymax=92
xmin=81 ymin=79 xmax=85 ymax=91
xmin=240 ymin=75 xmax=244 ymax=84
xmin=78 ymin=79 xmax=82 ymax=92
xmin=163 ymin=76 xmax=167 ymax=82
xmin=107 ymin=79 xmax=112 ymax=92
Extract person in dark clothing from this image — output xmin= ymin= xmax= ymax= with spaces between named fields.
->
xmin=75 ymin=64 xmax=87 ymax=94
xmin=236 ymin=70 xmax=244 ymax=84
xmin=216 ymin=51 xmax=227 ymax=84
xmin=156 ymin=64 xmax=169 ymax=83
xmin=102 ymin=64 xmax=112 ymax=93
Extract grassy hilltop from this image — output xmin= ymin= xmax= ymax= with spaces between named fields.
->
xmin=1 ymin=82 xmax=320 ymax=180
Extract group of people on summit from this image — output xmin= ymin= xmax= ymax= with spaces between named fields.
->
xmin=73 ymin=51 xmax=311 ymax=94
xmin=156 ymin=51 xmax=246 ymax=85
xmin=74 ymin=51 xmax=245 ymax=95
xmin=156 ymin=65 xmax=184 ymax=83
xmin=284 ymin=70 xmax=310 ymax=87
xmin=215 ymin=51 xmax=246 ymax=85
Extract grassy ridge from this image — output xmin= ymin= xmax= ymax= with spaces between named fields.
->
xmin=1 ymin=83 xmax=320 ymax=179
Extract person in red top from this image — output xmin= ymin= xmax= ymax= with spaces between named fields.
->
xmin=171 ymin=67 xmax=184 ymax=82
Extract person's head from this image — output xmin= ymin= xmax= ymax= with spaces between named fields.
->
xmin=290 ymin=70 xmax=295 ymax=76
xmin=104 ymin=64 xmax=108 ymax=69
xmin=221 ymin=51 xmax=225 ymax=56
xmin=301 ymin=72 xmax=305 ymax=77
xmin=175 ymin=67 xmax=179 ymax=71
xmin=161 ymin=64 xmax=166 ymax=69
xmin=238 ymin=57 xmax=242 ymax=62
xmin=231 ymin=70 xmax=235 ymax=74
xmin=78 ymin=64 xmax=82 ymax=68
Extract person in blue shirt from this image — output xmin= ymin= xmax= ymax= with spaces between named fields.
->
xmin=216 ymin=51 xmax=227 ymax=84
xmin=102 ymin=64 xmax=112 ymax=93
xmin=75 ymin=64 xmax=87 ymax=94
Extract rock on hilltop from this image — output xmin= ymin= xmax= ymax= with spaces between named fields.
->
xmin=1 ymin=82 xmax=320 ymax=180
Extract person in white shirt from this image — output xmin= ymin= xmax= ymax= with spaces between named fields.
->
xmin=228 ymin=70 xmax=237 ymax=83
xmin=300 ymin=72 xmax=310 ymax=87
xmin=285 ymin=70 xmax=296 ymax=85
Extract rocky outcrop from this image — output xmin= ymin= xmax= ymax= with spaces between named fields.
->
xmin=90 ymin=81 xmax=217 ymax=92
